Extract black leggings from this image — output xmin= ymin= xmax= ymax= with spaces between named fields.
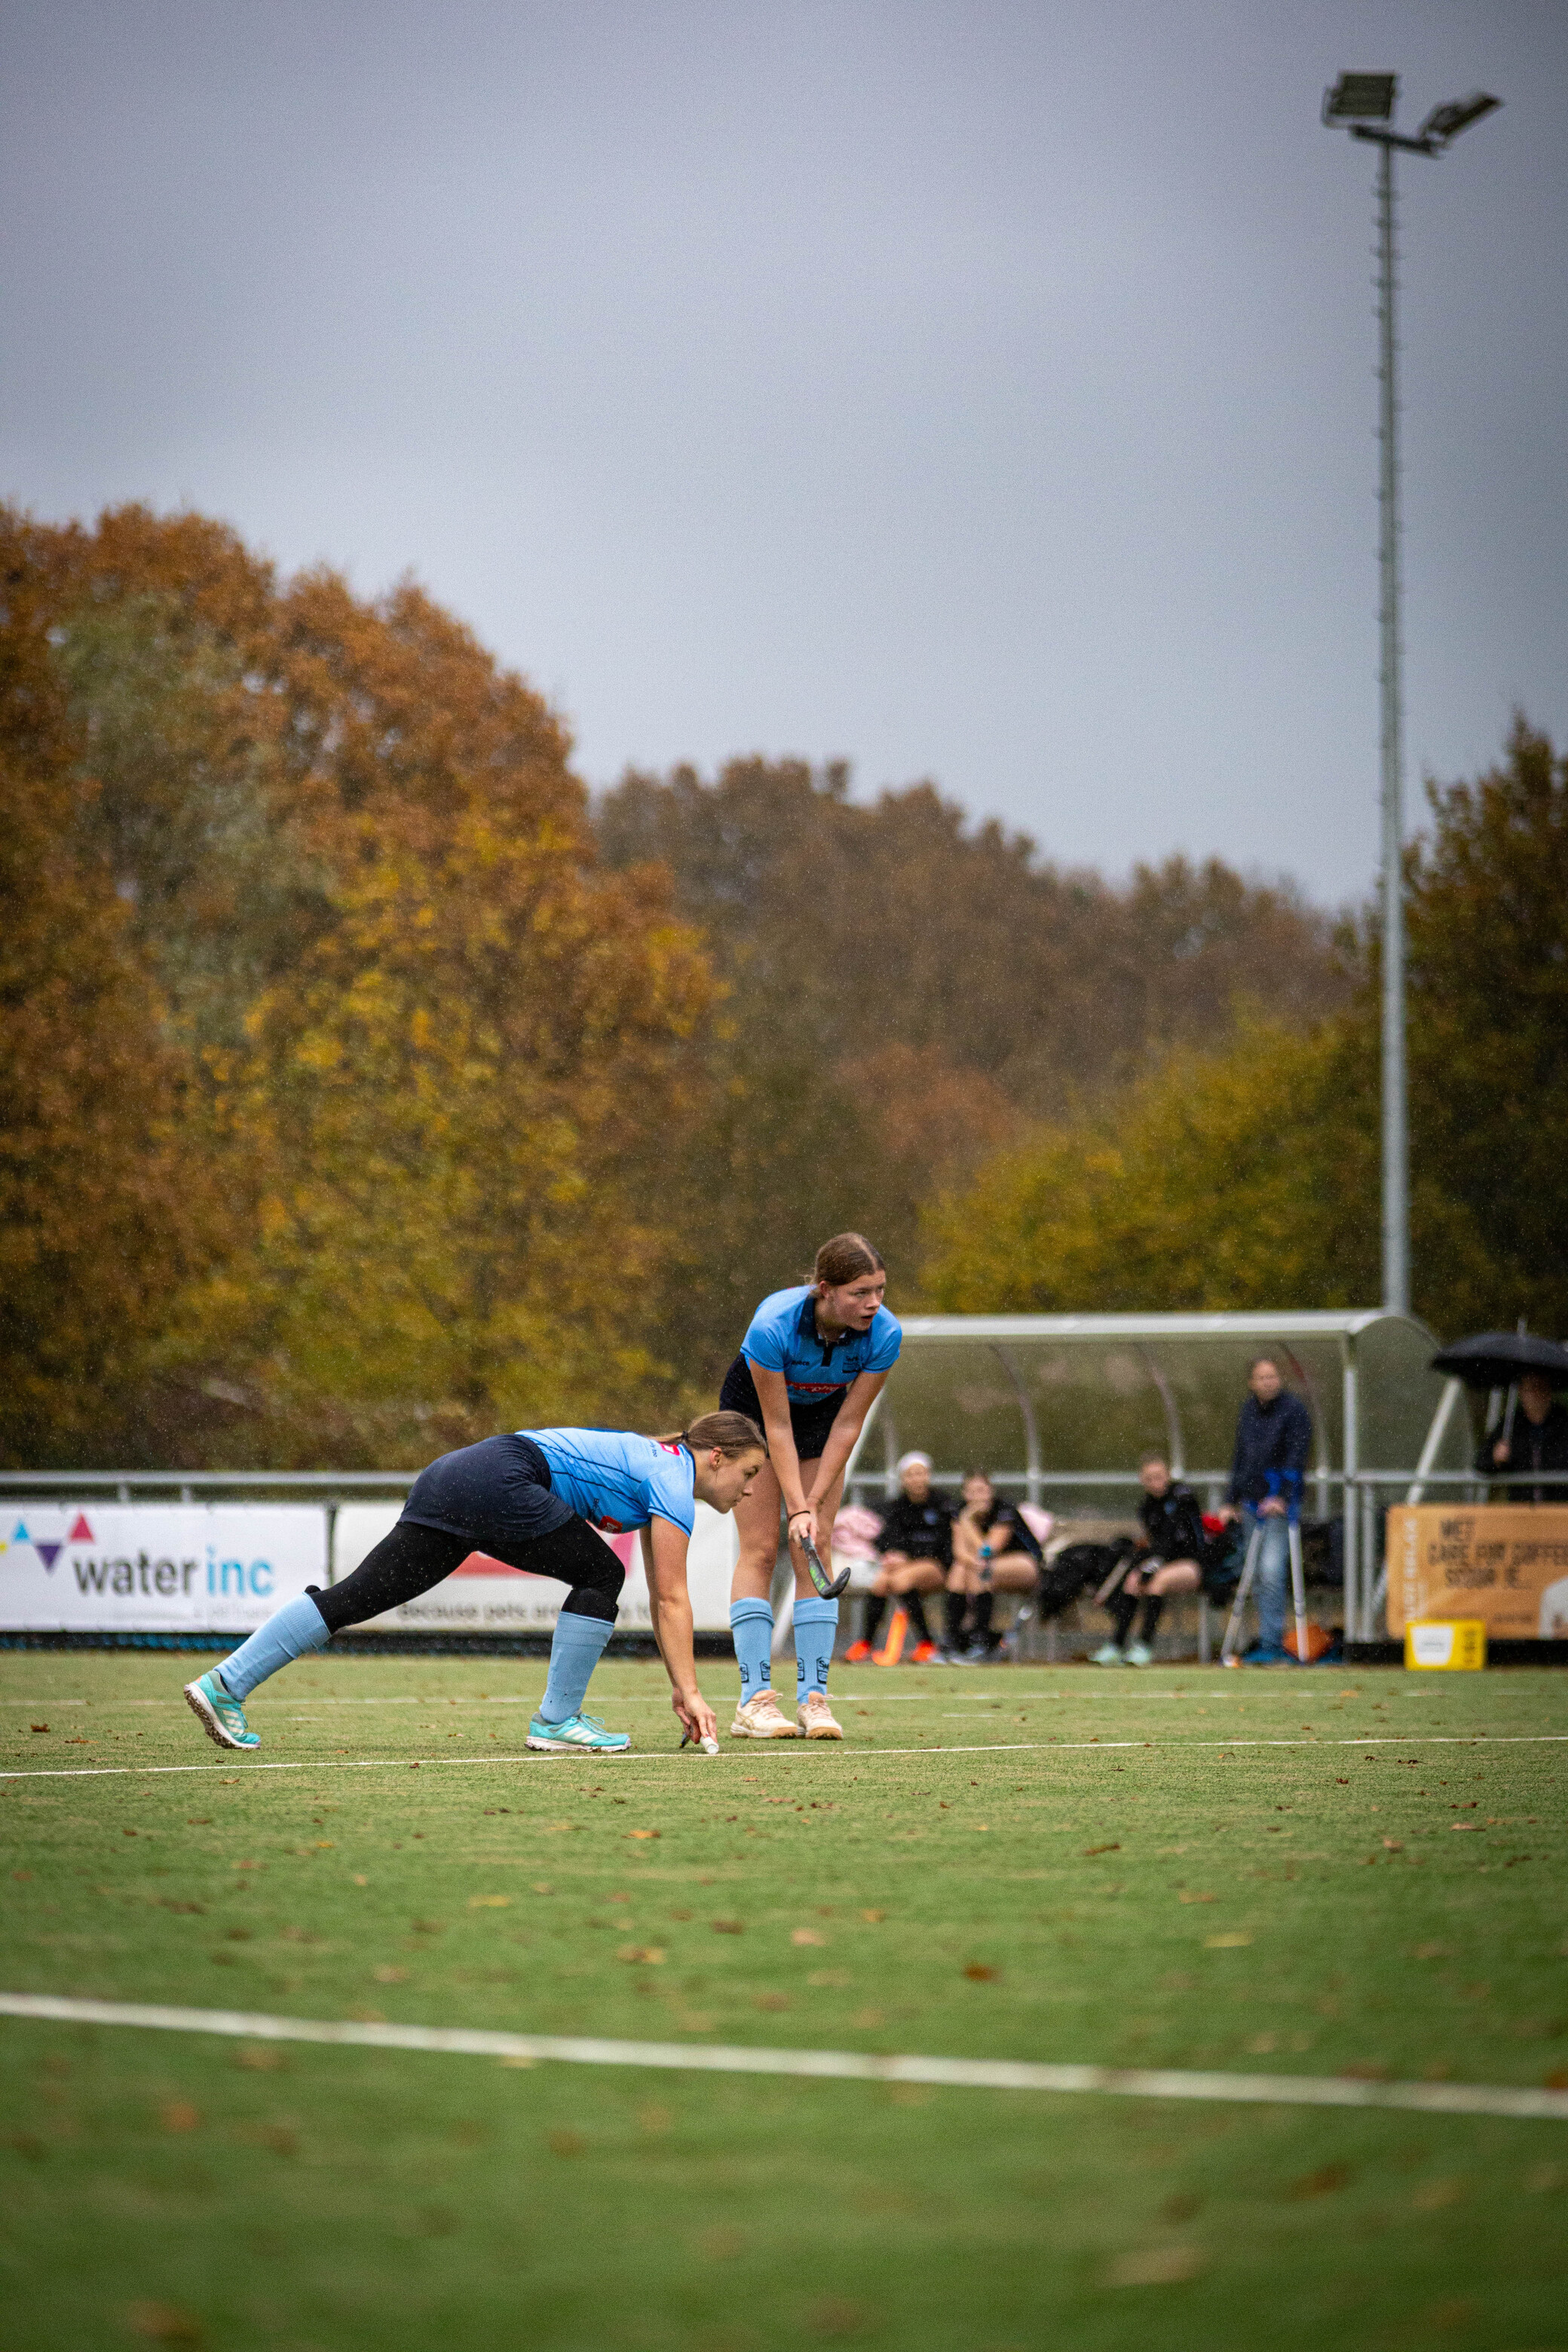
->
xmin=311 ymin=1515 xmax=627 ymax=1634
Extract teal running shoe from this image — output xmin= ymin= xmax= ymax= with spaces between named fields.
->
xmin=525 ymin=1710 xmax=631 ymax=1754
xmin=184 ymin=1669 xmax=259 ymax=1751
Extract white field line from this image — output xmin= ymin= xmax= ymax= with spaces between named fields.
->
xmin=2 ymin=1733 xmax=1564 ymax=1782
xmin=2 ymin=1992 xmax=1564 ymax=2123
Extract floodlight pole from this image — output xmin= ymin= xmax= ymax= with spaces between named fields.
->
xmin=1374 ymin=134 xmax=1408 ymax=1317
xmin=1322 ymin=78 xmax=1499 ymax=1317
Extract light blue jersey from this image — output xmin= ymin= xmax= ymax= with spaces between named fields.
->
xmin=523 ymin=1429 xmax=697 ymax=1538
xmin=740 ymin=1285 xmax=902 ymax=1403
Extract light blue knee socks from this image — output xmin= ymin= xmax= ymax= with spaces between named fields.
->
xmin=539 ymin=1609 xmax=615 ymax=1724
xmin=794 ymin=1595 xmax=838 ymax=1701
xmin=216 ymin=1592 xmax=331 ymax=1702
xmin=730 ymin=1597 xmax=773 ymax=1705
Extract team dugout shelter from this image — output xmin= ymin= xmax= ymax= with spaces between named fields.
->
xmin=841 ymin=1312 xmax=1468 ymax=1647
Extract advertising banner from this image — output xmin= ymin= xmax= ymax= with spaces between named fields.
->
xmin=0 ymin=1505 xmax=326 ymax=1633
xmin=331 ymin=1504 xmax=738 ymax=1634
xmin=1384 ymin=1505 xmax=1568 ymax=1640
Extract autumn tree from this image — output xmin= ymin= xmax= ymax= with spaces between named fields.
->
xmin=923 ymin=719 xmax=1568 ymax=1338
xmin=1 ymin=505 xmax=713 ymax=1462
xmin=0 ymin=522 xmax=222 ymax=1463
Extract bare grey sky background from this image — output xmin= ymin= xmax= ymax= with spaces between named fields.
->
xmin=2 ymin=0 xmax=1563 ymax=902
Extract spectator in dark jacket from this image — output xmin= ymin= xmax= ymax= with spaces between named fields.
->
xmin=1093 ymin=1453 xmax=1208 ymax=1666
xmin=845 ymin=1452 xmax=952 ymax=1664
xmin=1476 ymin=1373 xmax=1568 ymax=1503
xmin=1221 ymin=1356 xmax=1312 ymax=1664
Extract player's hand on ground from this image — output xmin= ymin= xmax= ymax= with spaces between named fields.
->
xmin=672 ymin=1686 xmax=718 ymax=1745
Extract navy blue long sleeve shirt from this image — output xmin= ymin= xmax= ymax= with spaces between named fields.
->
xmin=1229 ymin=1391 xmax=1312 ymax=1506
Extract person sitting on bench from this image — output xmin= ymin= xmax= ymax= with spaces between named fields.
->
xmin=1093 ymin=1451 xmax=1207 ymax=1665
xmin=949 ymin=1471 xmax=1043 ymax=1661
xmin=844 ymin=1451 xmax=954 ymax=1664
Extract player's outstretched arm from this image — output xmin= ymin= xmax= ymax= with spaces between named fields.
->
xmin=642 ymin=1517 xmax=716 ymax=1745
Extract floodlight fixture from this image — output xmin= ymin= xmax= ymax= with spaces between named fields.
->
xmin=1418 ymin=91 xmax=1502 ymax=149
xmin=1322 ymin=72 xmax=1396 ymax=126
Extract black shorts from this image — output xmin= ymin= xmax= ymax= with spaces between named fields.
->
xmin=401 ymin=1433 xmax=575 ymax=1552
xmin=720 ymin=1356 xmax=844 ymax=1463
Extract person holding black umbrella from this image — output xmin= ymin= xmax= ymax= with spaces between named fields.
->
xmin=1477 ymin=1373 xmax=1568 ymax=1502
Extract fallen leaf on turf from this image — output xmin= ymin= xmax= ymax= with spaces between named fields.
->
xmin=711 ymin=1918 xmax=744 ymax=1934
xmin=1106 ymin=2246 xmax=1205 ymax=2287
xmin=617 ymin=1945 xmax=666 ymax=1965
xmin=860 ymin=1909 xmax=885 ymax=1923
xmin=127 ymin=2301 xmax=203 ymax=2344
xmin=29 ymin=1723 xmax=47 ymax=1733
xmin=352 ymin=1875 xmax=369 ymax=1887
xmin=792 ymin=1928 xmax=825 ymax=1946
xmin=628 ymin=1829 xmax=660 ymax=1841
xmin=1545 ymin=2069 xmax=1568 ymax=2092
xmin=808 ymin=2295 xmax=870 ymax=2336
xmin=160 ymin=2102 xmax=200 ymax=2133
xmin=755 ymin=1992 xmax=790 ymax=2011
xmin=234 ymin=2046 xmax=284 ymax=2072
xmin=468 ymin=1895 xmax=511 ymax=1908
xmin=964 ymin=1962 xmax=1000 ymax=1982
xmin=531 ymin=1883 xmax=553 ymax=1895
xmin=1287 ymin=2162 xmax=1351 ymax=2199
xmin=1083 ymin=1842 xmax=1120 ymax=1857
xmin=1204 ymin=1933 xmax=1252 ymax=1948
xmin=1383 ymin=1838 xmax=1404 ymax=1851
xmin=1178 ymin=1892 xmax=1215 ymax=1904
xmin=548 ymin=2128 xmax=585 ymax=2156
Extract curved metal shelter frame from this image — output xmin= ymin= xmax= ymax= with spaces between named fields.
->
xmin=841 ymin=1310 xmax=1469 ymax=1643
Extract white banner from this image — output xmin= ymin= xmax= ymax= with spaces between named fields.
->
xmin=0 ymin=1506 xmax=326 ymax=1632
xmin=331 ymin=1504 xmax=739 ymax=1633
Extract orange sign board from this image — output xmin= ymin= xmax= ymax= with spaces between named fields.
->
xmin=1385 ymin=1506 xmax=1568 ymax=1640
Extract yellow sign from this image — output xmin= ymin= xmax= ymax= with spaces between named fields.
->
xmin=1385 ymin=1505 xmax=1568 ymax=1640
xmin=1404 ymin=1619 xmax=1487 ymax=1671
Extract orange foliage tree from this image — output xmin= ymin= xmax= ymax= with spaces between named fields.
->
xmin=1 ymin=506 xmax=712 ymax=1464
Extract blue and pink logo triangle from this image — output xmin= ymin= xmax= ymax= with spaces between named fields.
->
xmin=5 ymin=1512 xmax=93 ymax=1573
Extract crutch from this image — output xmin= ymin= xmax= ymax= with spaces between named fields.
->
xmin=1220 ymin=1473 xmax=1309 ymax=1663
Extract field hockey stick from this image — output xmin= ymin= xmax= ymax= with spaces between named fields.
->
xmin=798 ymin=1529 xmax=850 ymax=1600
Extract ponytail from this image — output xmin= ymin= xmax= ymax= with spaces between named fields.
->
xmin=656 ymin=1410 xmax=767 ymax=1459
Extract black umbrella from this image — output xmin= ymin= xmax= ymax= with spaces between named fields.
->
xmin=1429 ymin=1331 xmax=1568 ymax=1389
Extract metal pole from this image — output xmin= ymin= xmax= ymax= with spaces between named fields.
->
xmin=1375 ymin=137 xmax=1410 ymax=1315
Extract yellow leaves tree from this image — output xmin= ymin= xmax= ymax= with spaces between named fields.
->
xmin=922 ymin=1014 xmax=1494 ymax=1321
xmin=186 ymin=806 xmax=711 ymax=1456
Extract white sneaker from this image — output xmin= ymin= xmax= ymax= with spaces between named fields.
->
xmin=797 ymin=1692 xmax=843 ymax=1740
xmin=729 ymin=1690 xmax=801 ymax=1738
xmin=1091 ymin=1643 xmax=1125 ymax=1666
xmin=1125 ymin=1640 xmax=1153 ymax=1668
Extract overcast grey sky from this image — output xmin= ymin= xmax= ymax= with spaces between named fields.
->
xmin=3 ymin=0 xmax=1563 ymax=902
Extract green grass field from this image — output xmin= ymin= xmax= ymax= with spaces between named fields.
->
xmin=2 ymin=1651 xmax=1565 ymax=2352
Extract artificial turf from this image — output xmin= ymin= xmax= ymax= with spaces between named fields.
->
xmin=1 ymin=1651 xmax=1565 ymax=2351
